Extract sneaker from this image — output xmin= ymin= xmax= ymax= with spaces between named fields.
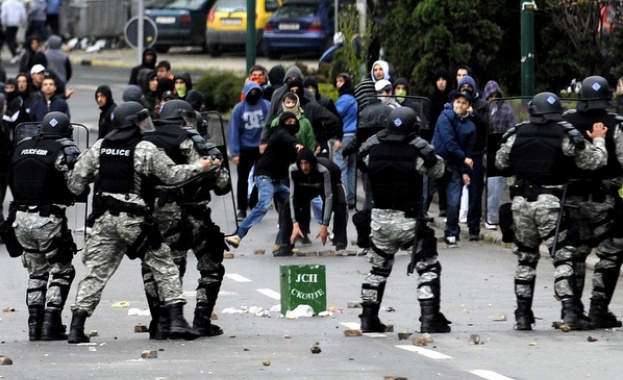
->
xmin=459 ymin=217 xmax=467 ymax=224
xmin=272 ymin=244 xmax=281 ymax=253
xmin=225 ymin=235 xmax=241 ymax=248
xmin=469 ymin=234 xmax=480 ymax=241
xmin=484 ymin=223 xmax=497 ymax=230
xmin=297 ymin=235 xmax=312 ymax=246
xmin=335 ymin=244 xmax=347 ymax=251
xmin=273 ymin=245 xmax=293 ymax=257
xmin=445 ymin=236 xmax=458 ymax=248
xmin=236 ymin=210 xmax=247 ymax=222
xmin=357 ymin=247 xmax=369 ymax=257
xmin=327 ymin=227 xmax=334 ymax=242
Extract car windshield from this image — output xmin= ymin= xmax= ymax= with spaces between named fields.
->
xmin=165 ymin=0 xmax=206 ymax=9
xmin=215 ymin=0 xmax=246 ymax=12
xmin=272 ymin=4 xmax=316 ymax=18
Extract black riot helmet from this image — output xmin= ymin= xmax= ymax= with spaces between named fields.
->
xmin=577 ymin=75 xmax=617 ymax=112
xmin=159 ymin=99 xmax=196 ymax=127
xmin=41 ymin=112 xmax=72 ymax=138
xmin=386 ymin=107 xmax=420 ymax=135
xmin=111 ymin=101 xmax=150 ymax=129
xmin=528 ymin=92 xmax=564 ymax=124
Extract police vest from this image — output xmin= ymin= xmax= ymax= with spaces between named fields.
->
xmin=98 ymin=137 xmax=140 ymax=194
xmin=143 ymin=125 xmax=193 ymax=164
xmin=367 ymin=141 xmax=423 ymax=212
xmin=564 ymin=110 xmax=623 ymax=180
xmin=510 ymin=122 xmax=572 ymax=185
xmin=12 ymin=137 xmax=75 ymax=206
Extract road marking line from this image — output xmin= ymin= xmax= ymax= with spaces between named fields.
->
xmin=469 ymin=370 xmax=515 ymax=380
xmin=395 ymin=345 xmax=452 ymax=359
xmin=257 ymin=288 xmax=281 ymax=300
xmin=225 ymin=273 xmax=252 ymax=282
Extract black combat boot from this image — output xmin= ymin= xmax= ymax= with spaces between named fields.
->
xmin=193 ymin=305 xmax=224 ymax=337
xmin=561 ymin=298 xmax=594 ymax=331
xmin=155 ymin=307 xmax=170 ymax=340
xmin=359 ymin=303 xmax=386 ymax=333
xmin=167 ymin=303 xmax=200 ymax=340
xmin=419 ymin=299 xmax=451 ymax=333
xmin=589 ymin=298 xmax=622 ymax=328
xmin=42 ymin=309 xmax=68 ymax=341
xmin=514 ymin=299 xmax=535 ymax=331
xmin=28 ymin=306 xmax=44 ymax=341
xmin=67 ymin=310 xmax=90 ymax=344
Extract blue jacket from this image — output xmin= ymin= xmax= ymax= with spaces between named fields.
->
xmin=30 ymin=94 xmax=70 ymax=122
xmin=432 ymin=104 xmax=475 ymax=170
xmin=46 ymin=0 xmax=63 ymax=15
xmin=227 ymin=81 xmax=270 ymax=157
xmin=335 ymin=93 xmax=357 ymax=134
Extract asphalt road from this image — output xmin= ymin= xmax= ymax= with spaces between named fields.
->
xmin=1 ymin=62 xmax=623 ymax=380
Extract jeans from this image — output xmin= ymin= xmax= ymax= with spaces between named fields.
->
xmin=333 ymin=134 xmax=357 ymax=206
xmin=430 ymin=163 xmax=462 ymax=238
xmin=467 ymin=154 xmax=484 ymax=234
xmin=487 ymin=176 xmax=507 ymax=224
xmin=236 ymin=176 xmax=289 ymax=239
xmin=235 ymin=148 xmax=260 ymax=212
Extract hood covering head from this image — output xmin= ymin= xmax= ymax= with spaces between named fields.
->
xmin=282 ymin=92 xmax=303 ymax=119
xmin=243 ymin=81 xmax=262 ymax=97
xmin=393 ymin=77 xmax=409 ymax=91
xmin=303 ymin=77 xmax=320 ymax=100
xmin=286 ymin=78 xmax=304 ymax=98
xmin=142 ymin=48 xmax=157 ymax=68
xmin=370 ymin=60 xmax=390 ymax=83
xmin=185 ymin=90 xmax=204 ymax=111
xmin=335 ymin=72 xmax=354 ymax=96
xmin=47 ymin=35 xmax=62 ymax=50
xmin=278 ymin=111 xmax=300 ymax=136
xmin=122 ymin=85 xmax=144 ymax=102
xmin=243 ymin=81 xmax=263 ymax=105
xmin=284 ymin=66 xmax=304 ymax=82
xmin=456 ymin=64 xmax=474 ymax=78
xmin=95 ymin=85 xmax=114 ymax=106
xmin=157 ymin=77 xmax=174 ymax=98
xmin=483 ymin=80 xmax=503 ymax=100
xmin=457 ymin=75 xmax=477 ymax=96
xmin=137 ymin=69 xmax=157 ymax=93
xmin=296 ymin=147 xmax=317 ymax=169
xmin=268 ymin=64 xmax=286 ymax=86
xmin=433 ymin=68 xmax=451 ymax=84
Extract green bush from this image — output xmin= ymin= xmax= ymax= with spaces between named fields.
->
xmin=194 ymin=72 xmax=245 ymax=113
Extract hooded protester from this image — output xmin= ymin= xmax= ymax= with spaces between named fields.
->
xmin=425 ymin=68 xmax=452 ymax=142
xmin=185 ymin=90 xmax=205 ymax=112
xmin=303 ymin=76 xmax=340 ymax=119
xmin=264 ymin=65 xmax=315 ymax=130
xmin=270 ymin=91 xmax=316 ymax=151
xmin=370 ymin=59 xmax=391 ymax=83
xmin=95 ymin=85 xmax=117 ymax=139
xmin=333 ymin=72 xmax=358 ymax=208
xmin=137 ymin=69 xmax=159 ymax=116
xmin=173 ymin=71 xmax=193 ymax=100
xmin=128 ymin=48 xmax=157 ymax=85
xmin=44 ymin=35 xmax=72 ymax=84
xmin=19 ymin=34 xmax=47 ymax=75
xmin=264 ymin=64 xmax=285 ymax=101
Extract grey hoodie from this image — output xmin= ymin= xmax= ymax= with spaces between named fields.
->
xmin=44 ymin=35 xmax=71 ymax=83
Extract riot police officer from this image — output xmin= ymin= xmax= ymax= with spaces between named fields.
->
xmin=66 ymin=101 xmax=215 ymax=343
xmin=142 ymin=99 xmax=230 ymax=339
xmin=10 ymin=112 xmax=82 ymax=341
xmin=357 ymin=107 xmax=450 ymax=333
xmin=564 ymin=76 xmax=623 ymax=328
xmin=495 ymin=92 xmax=608 ymax=331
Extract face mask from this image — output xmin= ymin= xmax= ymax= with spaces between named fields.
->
xmin=395 ymin=89 xmax=407 ymax=103
xmin=246 ymin=90 xmax=261 ymax=105
xmin=175 ymin=83 xmax=187 ymax=98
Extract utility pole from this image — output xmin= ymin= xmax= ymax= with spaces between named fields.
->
xmin=246 ymin=0 xmax=257 ymax=74
xmin=138 ymin=0 xmax=144 ymax=64
xmin=521 ymin=1 xmax=537 ymax=97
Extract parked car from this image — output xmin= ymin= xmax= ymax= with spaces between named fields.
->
xmin=263 ymin=0 xmax=353 ymax=59
xmin=206 ymin=0 xmax=281 ymax=56
xmin=146 ymin=0 xmax=217 ymax=53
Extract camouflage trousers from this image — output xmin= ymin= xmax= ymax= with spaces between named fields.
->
xmin=362 ymin=209 xmax=441 ymax=305
xmin=144 ymin=201 xmax=225 ymax=307
xmin=14 ymin=210 xmax=75 ymax=310
xmin=71 ymin=210 xmax=184 ymax=316
xmin=511 ymin=194 xmax=577 ymax=301
xmin=566 ymin=193 xmax=623 ymax=302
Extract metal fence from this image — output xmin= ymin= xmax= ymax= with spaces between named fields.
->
xmin=61 ymin=0 xmax=132 ymax=39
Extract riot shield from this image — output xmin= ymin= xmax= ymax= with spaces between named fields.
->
xmin=14 ymin=122 xmax=41 ymax=145
xmin=201 ymin=111 xmax=238 ymax=236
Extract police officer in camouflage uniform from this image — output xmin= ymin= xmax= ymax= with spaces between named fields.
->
xmin=495 ymin=92 xmax=608 ymax=331
xmin=142 ymin=99 xmax=230 ymax=339
xmin=564 ymin=76 xmax=623 ymax=328
xmin=10 ymin=112 xmax=82 ymax=341
xmin=358 ymin=107 xmax=450 ymax=333
xmin=66 ymin=101 xmax=215 ymax=343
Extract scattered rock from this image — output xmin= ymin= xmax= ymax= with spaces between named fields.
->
xmin=587 ymin=336 xmax=598 ymax=342
xmin=412 ymin=337 xmax=427 ymax=346
xmin=347 ymin=301 xmax=362 ymax=309
xmin=421 ymin=333 xmax=433 ymax=344
xmin=552 ymin=321 xmax=563 ymax=329
xmin=529 ymin=341 xmax=537 ymax=346
xmin=384 ymin=377 xmax=408 ymax=380
xmin=397 ymin=332 xmax=412 ymax=341
xmin=2 ymin=307 xmax=15 ymax=312
xmin=310 ymin=343 xmax=321 ymax=354
xmin=134 ymin=324 xmax=149 ymax=333
xmin=493 ymin=314 xmax=507 ymax=321
xmin=87 ymin=330 xmax=98 ymax=337
xmin=385 ymin=306 xmax=396 ymax=312
xmin=224 ymin=253 xmax=235 ymax=259
xmin=211 ymin=313 xmax=218 ymax=321
xmin=385 ymin=324 xmax=394 ymax=333
xmin=559 ymin=324 xmax=571 ymax=333
xmin=343 ymin=329 xmax=362 ymax=337
xmin=253 ymin=249 xmax=265 ymax=255
xmin=0 ymin=356 xmax=13 ymax=365
xmin=468 ymin=334 xmax=481 ymax=345
xmin=262 ymin=360 xmax=271 ymax=366
xmin=243 ymin=348 xmax=250 ymax=351
xmin=141 ymin=350 xmax=158 ymax=359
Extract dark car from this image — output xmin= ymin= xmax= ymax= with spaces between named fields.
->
xmin=263 ymin=0 xmax=353 ymax=59
xmin=145 ymin=0 xmax=217 ymax=53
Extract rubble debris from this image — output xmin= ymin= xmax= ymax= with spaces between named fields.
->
xmin=385 ymin=306 xmax=396 ymax=312
xmin=262 ymin=360 xmax=271 ymax=366
xmin=253 ymin=249 xmax=265 ymax=255
xmin=87 ymin=330 xmax=98 ymax=337
xmin=347 ymin=301 xmax=362 ymax=309
xmin=134 ymin=324 xmax=149 ymax=333
xmin=141 ymin=350 xmax=158 ymax=359
xmin=529 ymin=341 xmax=537 ymax=346
xmin=0 ymin=356 xmax=13 ymax=365
xmin=559 ymin=324 xmax=571 ymax=333
xmin=493 ymin=314 xmax=507 ymax=321
xmin=343 ymin=329 xmax=362 ymax=337
xmin=552 ymin=321 xmax=563 ymax=329
xmin=111 ymin=301 xmax=130 ymax=308
xmin=587 ymin=336 xmax=598 ymax=342
xmin=224 ymin=253 xmax=235 ymax=259
xmin=385 ymin=324 xmax=394 ymax=333
xmin=397 ymin=332 xmax=412 ymax=341
xmin=468 ymin=334 xmax=481 ymax=345
xmin=412 ymin=337 xmax=427 ymax=346
xmin=2 ymin=307 xmax=15 ymax=312
xmin=421 ymin=333 xmax=433 ymax=343
xmin=310 ymin=342 xmax=322 ymax=354
xmin=384 ymin=377 xmax=408 ymax=380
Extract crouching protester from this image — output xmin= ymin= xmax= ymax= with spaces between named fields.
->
xmin=65 ymin=102 xmax=216 ymax=344
xmin=357 ymin=107 xmax=451 ymax=333
xmin=1 ymin=112 xmax=84 ymax=341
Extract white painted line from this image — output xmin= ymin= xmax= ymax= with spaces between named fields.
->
xmin=469 ymin=370 xmax=515 ymax=380
xmin=395 ymin=345 xmax=452 ymax=359
xmin=225 ymin=273 xmax=252 ymax=282
xmin=341 ymin=322 xmax=360 ymax=330
xmin=257 ymin=288 xmax=281 ymax=300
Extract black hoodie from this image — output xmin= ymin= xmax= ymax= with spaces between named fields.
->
xmin=96 ymin=85 xmax=117 ymax=139
xmin=128 ymin=48 xmax=157 ymax=85
xmin=425 ymin=68 xmax=452 ymax=142
xmin=254 ymin=112 xmax=300 ymax=181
